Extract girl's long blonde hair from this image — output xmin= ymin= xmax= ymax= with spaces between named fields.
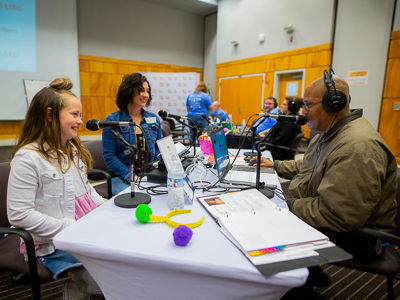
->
xmin=13 ymin=77 xmax=93 ymax=173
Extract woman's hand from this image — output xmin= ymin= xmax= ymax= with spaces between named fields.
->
xmin=249 ymin=156 xmax=274 ymax=168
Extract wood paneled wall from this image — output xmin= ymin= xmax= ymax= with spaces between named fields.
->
xmin=215 ymin=43 xmax=333 ymax=138
xmin=0 ymin=56 xmax=203 ymax=140
xmin=379 ymin=30 xmax=400 ymax=165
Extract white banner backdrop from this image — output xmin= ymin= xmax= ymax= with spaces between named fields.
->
xmin=141 ymin=72 xmax=200 ymax=116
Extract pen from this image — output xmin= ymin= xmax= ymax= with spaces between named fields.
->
xmin=248 ymin=245 xmax=286 ymax=256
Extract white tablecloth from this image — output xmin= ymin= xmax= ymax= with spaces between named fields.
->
xmin=54 ymin=150 xmax=308 ymax=300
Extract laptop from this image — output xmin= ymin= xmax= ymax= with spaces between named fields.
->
xmin=209 ymin=127 xmax=276 ymax=187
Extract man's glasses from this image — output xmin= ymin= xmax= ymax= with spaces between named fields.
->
xmin=302 ymin=100 xmax=322 ymax=111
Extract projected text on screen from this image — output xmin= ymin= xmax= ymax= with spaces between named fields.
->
xmin=0 ymin=0 xmax=36 ymax=72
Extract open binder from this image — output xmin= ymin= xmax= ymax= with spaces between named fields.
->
xmin=197 ymin=189 xmax=352 ymax=275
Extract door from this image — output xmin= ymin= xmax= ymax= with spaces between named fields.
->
xmin=277 ymin=72 xmax=308 ymax=136
xmin=220 ymin=77 xmax=240 ymax=125
xmin=278 ymin=72 xmax=303 ymax=107
xmin=220 ymin=75 xmax=264 ymax=127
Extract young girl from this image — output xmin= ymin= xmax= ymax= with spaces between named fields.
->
xmin=7 ymin=77 xmax=104 ymax=299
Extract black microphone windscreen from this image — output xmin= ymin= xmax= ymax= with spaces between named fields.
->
xmin=158 ymin=110 xmax=167 ymax=118
xmin=296 ymin=115 xmax=308 ymax=126
xmin=86 ymin=119 xmax=99 ymax=131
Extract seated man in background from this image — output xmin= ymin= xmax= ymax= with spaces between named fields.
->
xmin=211 ymin=101 xmax=227 ymax=122
xmin=255 ymin=97 xmax=281 ymax=133
xmin=252 ymin=72 xmax=397 ymax=263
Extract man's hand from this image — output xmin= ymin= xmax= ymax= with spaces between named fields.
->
xmin=259 ymin=130 xmax=268 ymax=137
xmin=250 ymin=157 xmax=274 ymax=168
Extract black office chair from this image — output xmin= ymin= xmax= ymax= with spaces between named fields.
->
xmin=161 ymin=123 xmax=191 ymax=146
xmin=0 ymin=162 xmax=62 ymax=300
xmin=163 ymin=117 xmax=187 ymax=137
xmin=83 ymin=140 xmax=113 ymax=199
xmin=264 ymin=132 xmax=305 ymax=160
xmin=297 ymin=130 xmax=321 ymax=154
xmin=331 ymin=168 xmax=400 ymax=300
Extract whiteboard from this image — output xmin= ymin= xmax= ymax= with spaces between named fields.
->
xmin=23 ymin=79 xmax=51 ymax=106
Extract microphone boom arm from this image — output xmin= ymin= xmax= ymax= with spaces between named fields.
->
xmin=176 ymin=118 xmax=198 ymax=157
xmin=254 ymin=121 xmax=280 ymax=191
xmin=244 ymin=115 xmax=269 ymax=157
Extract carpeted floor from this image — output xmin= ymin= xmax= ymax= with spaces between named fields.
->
xmin=314 ymin=264 xmax=400 ymax=299
xmin=1 ymin=266 xmax=399 ymax=299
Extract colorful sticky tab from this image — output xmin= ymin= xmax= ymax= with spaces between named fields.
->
xmin=248 ymin=245 xmax=286 ymax=256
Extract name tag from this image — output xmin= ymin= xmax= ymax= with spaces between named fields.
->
xmin=145 ymin=117 xmax=157 ymax=124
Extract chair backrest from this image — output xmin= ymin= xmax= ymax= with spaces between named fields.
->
xmin=0 ymin=162 xmax=11 ymax=228
xmin=161 ymin=124 xmax=172 ymax=138
xmin=83 ymin=140 xmax=108 ymax=171
xmin=161 ymin=120 xmax=170 ymax=128
xmin=291 ymin=132 xmax=305 ymax=150
xmin=165 ymin=118 xmax=177 ymax=130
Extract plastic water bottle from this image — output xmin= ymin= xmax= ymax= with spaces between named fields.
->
xmin=241 ymin=119 xmax=246 ymax=132
xmin=167 ymin=162 xmax=185 ymax=211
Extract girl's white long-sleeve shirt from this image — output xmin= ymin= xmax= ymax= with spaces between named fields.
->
xmin=7 ymin=143 xmax=104 ymax=258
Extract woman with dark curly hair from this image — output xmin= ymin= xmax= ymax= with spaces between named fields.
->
xmin=102 ymin=73 xmax=162 ymax=195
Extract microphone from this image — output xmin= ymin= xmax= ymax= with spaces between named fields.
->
xmin=257 ymin=113 xmax=307 ymax=125
xmin=202 ymin=113 xmax=212 ymax=125
xmin=86 ymin=119 xmax=136 ymax=131
xmin=158 ymin=110 xmax=188 ymax=120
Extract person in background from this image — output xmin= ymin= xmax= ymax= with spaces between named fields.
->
xmin=252 ymin=73 xmax=397 ymax=286
xmin=186 ymin=82 xmax=213 ymax=136
xmin=7 ymin=77 xmax=104 ymax=299
xmin=255 ymin=97 xmax=281 ymax=133
xmin=260 ymin=97 xmax=303 ymax=159
xmin=102 ymin=73 xmax=162 ymax=195
xmin=210 ymin=101 xmax=227 ymax=122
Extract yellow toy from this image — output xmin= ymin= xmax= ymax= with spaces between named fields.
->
xmin=135 ymin=204 xmax=204 ymax=229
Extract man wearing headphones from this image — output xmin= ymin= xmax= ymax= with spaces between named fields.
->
xmin=255 ymin=97 xmax=281 ymax=133
xmin=253 ymin=70 xmax=397 ymax=264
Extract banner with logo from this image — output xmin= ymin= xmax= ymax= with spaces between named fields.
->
xmin=141 ymin=72 xmax=200 ymax=116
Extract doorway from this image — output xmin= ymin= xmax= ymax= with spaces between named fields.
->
xmin=274 ymin=69 xmax=305 ymax=107
xmin=219 ymin=74 xmax=264 ymax=126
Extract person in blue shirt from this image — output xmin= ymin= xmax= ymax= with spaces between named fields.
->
xmin=255 ymin=97 xmax=281 ymax=134
xmin=186 ymin=82 xmax=212 ymax=138
xmin=102 ymin=73 xmax=162 ymax=195
xmin=211 ymin=101 xmax=227 ymax=122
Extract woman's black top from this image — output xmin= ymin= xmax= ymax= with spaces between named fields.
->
xmin=266 ymin=113 xmax=302 ymax=148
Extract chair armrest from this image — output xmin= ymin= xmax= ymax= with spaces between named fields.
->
xmin=88 ymin=169 xmax=112 ymax=199
xmin=172 ymin=137 xmax=191 ymax=145
xmin=357 ymin=227 xmax=400 ymax=247
xmin=0 ymin=227 xmax=41 ymax=299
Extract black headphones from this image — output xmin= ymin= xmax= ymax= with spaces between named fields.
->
xmin=288 ymin=97 xmax=296 ymax=111
xmin=322 ymin=68 xmax=347 ymax=113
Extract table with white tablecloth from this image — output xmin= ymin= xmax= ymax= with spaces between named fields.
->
xmin=53 ymin=150 xmax=308 ymax=300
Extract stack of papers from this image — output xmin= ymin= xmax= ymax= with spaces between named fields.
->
xmin=197 ymin=189 xmax=334 ymax=266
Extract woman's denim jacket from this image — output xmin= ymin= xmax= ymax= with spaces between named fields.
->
xmin=102 ymin=108 xmax=162 ymax=181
